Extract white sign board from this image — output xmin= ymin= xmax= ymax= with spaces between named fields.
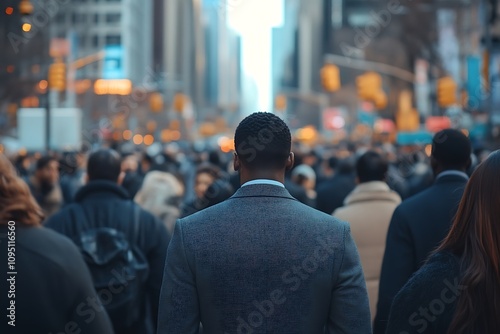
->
xmin=18 ymin=108 xmax=82 ymax=151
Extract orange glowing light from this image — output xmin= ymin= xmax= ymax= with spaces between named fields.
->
xmin=133 ymin=134 xmax=143 ymax=145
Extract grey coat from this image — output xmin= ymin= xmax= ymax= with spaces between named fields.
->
xmin=157 ymin=184 xmax=371 ymax=334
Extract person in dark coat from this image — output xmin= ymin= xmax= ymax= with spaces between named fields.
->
xmin=45 ymin=149 xmax=170 ymax=334
xmin=315 ymin=157 xmax=356 ymax=214
xmin=374 ymin=129 xmax=472 ymax=334
xmin=158 ymin=112 xmax=371 ymax=333
xmin=0 ymin=154 xmax=113 ymax=334
xmin=386 ymin=150 xmax=500 ymax=333
xmin=27 ymin=155 xmax=64 ymax=218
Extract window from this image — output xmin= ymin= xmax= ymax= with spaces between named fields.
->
xmin=93 ymin=13 xmax=99 ymax=23
xmin=79 ymin=36 xmax=87 ymax=49
xmin=105 ymin=13 xmax=121 ymax=23
xmin=72 ymin=13 xmax=86 ymax=24
xmin=55 ymin=13 xmax=65 ymax=24
xmin=105 ymin=35 xmax=121 ymax=45
xmin=92 ymin=35 xmax=100 ymax=48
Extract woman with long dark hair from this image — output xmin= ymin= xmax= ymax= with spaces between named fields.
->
xmin=0 ymin=154 xmax=114 ymax=333
xmin=386 ymin=150 xmax=500 ymax=334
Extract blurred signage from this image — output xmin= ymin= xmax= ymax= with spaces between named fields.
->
xmin=18 ymin=108 xmax=82 ymax=150
xmin=426 ymin=116 xmax=451 ymax=132
xmin=469 ymin=123 xmax=488 ymax=140
xmin=50 ymin=38 xmax=70 ymax=58
xmin=94 ymin=79 xmax=132 ymax=95
xmin=322 ymin=108 xmax=346 ymax=130
xmin=374 ymin=119 xmax=396 ymax=133
xmin=466 ymin=56 xmax=481 ymax=110
xmin=103 ymin=46 xmax=124 ymax=79
xmin=360 ymin=101 xmax=375 ymax=113
xmin=414 ymin=59 xmax=431 ymax=117
xmin=358 ymin=111 xmax=377 ymax=127
xmin=397 ymin=131 xmax=433 ymax=146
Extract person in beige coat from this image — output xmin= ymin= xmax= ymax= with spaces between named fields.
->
xmin=333 ymin=151 xmax=401 ymax=321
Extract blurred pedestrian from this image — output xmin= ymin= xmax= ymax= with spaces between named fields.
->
xmin=316 ymin=157 xmax=356 ymax=214
xmin=333 ymin=151 xmax=401 ymax=320
xmin=386 ymin=150 xmax=500 ymax=334
xmin=0 ymin=154 xmax=114 ymax=334
xmin=27 ymin=155 xmax=63 ymax=218
xmin=121 ymin=152 xmax=144 ymax=199
xmin=290 ymin=164 xmax=317 ymax=207
xmin=158 ymin=112 xmax=371 ymax=333
xmin=135 ymin=171 xmax=184 ymax=235
xmin=181 ymin=163 xmax=222 ymax=217
xmin=59 ymin=151 xmax=86 ymax=204
xmin=46 ymin=149 xmax=170 ymax=334
xmin=374 ymin=129 xmax=472 ymax=334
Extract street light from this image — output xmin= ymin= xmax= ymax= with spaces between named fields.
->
xmin=22 ymin=23 xmax=31 ymax=32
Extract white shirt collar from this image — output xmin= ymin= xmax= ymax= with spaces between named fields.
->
xmin=436 ymin=170 xmax=469 ymax=181
xmin=241 ymin=179 xmax=285 ymax=188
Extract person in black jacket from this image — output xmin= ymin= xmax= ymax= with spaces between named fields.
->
xmin=0 ymin=154 xmax=113 ymax=334
xmin=374 ymin=129 xmax=471 ymax=334
xmin=387 ymin=150 xmax=500 ymax=333
xmin=315 ymin=157 xmax=356 ymax=214
xmin=45 ymin=149 xmax=170 ymax=334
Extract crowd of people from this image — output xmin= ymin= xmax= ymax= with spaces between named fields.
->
xmin=0 ymin=111 xmax=499 ymax=333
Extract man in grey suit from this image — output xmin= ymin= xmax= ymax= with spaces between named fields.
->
xmin=157 ymin=112 xmax=371 ymax=333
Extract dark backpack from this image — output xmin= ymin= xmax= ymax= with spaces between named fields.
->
xmin=73 ymin=203 xmax=149 ymax=331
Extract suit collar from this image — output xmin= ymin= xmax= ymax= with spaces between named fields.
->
xmin=434 ymin=172 xmax=469 ymax=185
xmin=230 ymin=184 xmax=296 ymax=200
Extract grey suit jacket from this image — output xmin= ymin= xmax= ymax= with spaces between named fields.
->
xmin=158 ymin=184 xmax=371 ymax=333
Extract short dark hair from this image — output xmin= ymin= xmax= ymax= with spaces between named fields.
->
xmin=87 ymin=149 xmax=122 ymax=182
xmin=356 ymin=151 xmax=388 ymax=183
xmin=432 ymin=129 xmax=471 ymax=169
xmin=35 ymin=156 xmax=57 ymax=171
xmin=196 ymin=163 xmax=222 ymax=180
xmin=234 ymin=112 xmax=291 ymax=169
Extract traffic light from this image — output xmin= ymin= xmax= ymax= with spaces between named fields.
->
xmin=274 ymin=94 xmax=287 ymax=111
xmin=373 ymin=91 xmax=388 ymax=110
xmin=357 ymin=72 xmax=382 ymax=100
xmin=173 ymin=93 xmax=187 ymax=113
xmin=396 ymin=90 xmax=419 ymax=131
xmin=356 ymin=72 xmax=387 ymax=109
xmin=48 ymin=62 xmax=66 ymax=91
xmin=321 ymin=64 xmax=340 ymax=92
xmin=437 ymin=77 xmax=457 ymax=107
xmin=19 ymin=0 xmax=34 ymax=15
xmin=149 ymin=92 xmax=164 ymax=113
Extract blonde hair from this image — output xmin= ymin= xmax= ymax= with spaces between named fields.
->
xmin=134 ymin=171 xmax=184 ymax=233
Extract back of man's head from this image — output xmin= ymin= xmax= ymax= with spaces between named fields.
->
xmin=356 ymin=151 xmax=388 ymax=183
xmin=87 ymin=149 xmax=122 ymax=182
xmin=431 ymin=129 xmax=471 ymax=171
xmin=36 ymin=156 xmax=57 ymax=171
xmin=234 ymin=112 xmax=291 ymax=169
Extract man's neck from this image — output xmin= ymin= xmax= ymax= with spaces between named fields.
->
xmin=239 ymin=171 xmax=285 ymax=186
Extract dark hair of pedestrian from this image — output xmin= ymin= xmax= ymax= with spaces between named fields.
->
xmin=35 ymin=155 xmax=57 ymax=171
xmin=0 ymin=154 xmax=44 ymax=226
xmin=356 ymin=151 xmax=388 ymax=183
xmin=431 ymin=129 xmax=471 ymax=170
xmin=196 ymin=163 xmax=222 ymax=180
xmin=234 ymin=112 xmax=291 ymax=169
xmin=87 ymin=149 xmax=122 ymax=182
xmin=437 ymin=150 xmax=500 ymax=333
